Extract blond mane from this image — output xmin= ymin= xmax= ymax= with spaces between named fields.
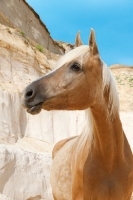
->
xmin=102 ymin=61 xmax=119 ymax=117
xmin=77 ymin=61 xmax=120 ymax=159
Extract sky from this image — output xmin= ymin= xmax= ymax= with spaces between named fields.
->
xmin=26 ymin=0 xmax=133 ymax=66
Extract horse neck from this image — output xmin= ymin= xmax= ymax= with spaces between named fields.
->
xmin=89 ymin=92 xmax=124 ymax=166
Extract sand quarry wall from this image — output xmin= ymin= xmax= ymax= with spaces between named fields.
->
xmin=0 ymin=0 xmax=64 ymax=55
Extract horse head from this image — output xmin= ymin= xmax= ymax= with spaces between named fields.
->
xmin=22 ymin=29 xmax=103 ymax=114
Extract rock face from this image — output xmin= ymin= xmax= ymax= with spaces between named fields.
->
xmin=0 ymin=23 xmax=133 ymax=199
xmin=0 ymin=0 xmax=64 ymax=55
xmin=0 ymin=194 xmax=10 ymax=200
xmin=0 ymin=146 xmax=52 ymax=200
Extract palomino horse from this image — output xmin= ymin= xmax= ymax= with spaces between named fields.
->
xmin=22 ymin=29 xmax=133 ymax=200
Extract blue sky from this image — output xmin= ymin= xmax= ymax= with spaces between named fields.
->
xmin=26 ymin=0 xmax=133 ymax=66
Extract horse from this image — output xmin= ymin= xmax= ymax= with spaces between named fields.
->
xmin=22 ymin=29 xmax=133 ymax=200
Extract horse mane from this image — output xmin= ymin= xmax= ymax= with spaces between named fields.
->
xmin=76 ymin=63 xmax=120 ymax=158
xmin=102 ymin=61 xmax=119 ymax=118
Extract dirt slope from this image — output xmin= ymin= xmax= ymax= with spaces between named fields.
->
xmin=110 ymin=64 xmax=133 ymax=112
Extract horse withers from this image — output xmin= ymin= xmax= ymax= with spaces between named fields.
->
xmin=22 ymin=29 xmax=133 ymax=200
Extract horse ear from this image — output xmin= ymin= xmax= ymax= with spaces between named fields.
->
xmin=75 ymin=31 xmax=84 ymax=47
xmin=88 ymin=28 xmax=99 ymax=55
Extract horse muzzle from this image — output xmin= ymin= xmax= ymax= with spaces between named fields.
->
xmin=21 ymin=83 xmax=44 ymax=115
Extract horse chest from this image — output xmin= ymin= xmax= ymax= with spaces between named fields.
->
xmin=83 ymin=160 xmax=133 ymax=200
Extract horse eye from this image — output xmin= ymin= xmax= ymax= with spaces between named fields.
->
xmin=70 ymin=63 xmax=81 ymax=72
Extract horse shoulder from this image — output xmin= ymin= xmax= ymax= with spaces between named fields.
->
xmin=52 ymin=136 xmax=78 ymax=159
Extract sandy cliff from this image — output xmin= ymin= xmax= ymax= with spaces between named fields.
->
xmin=110 ymin=64 xmax=133 ymax=112
xmin=0 ymin=0 xmax=64 ymax=55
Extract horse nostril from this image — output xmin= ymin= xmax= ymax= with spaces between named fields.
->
xmin=25 ymin=89 xmax=34 ymax=99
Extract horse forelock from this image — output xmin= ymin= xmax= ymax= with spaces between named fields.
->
xmin=56 ymin=45 xmax=89 ymax=69
xmin=102 ymin=62 xmax=119 ymax=117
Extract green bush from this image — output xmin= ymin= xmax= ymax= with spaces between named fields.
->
xmin=36 ymin=44 xmax=44 ymax=53
xmin=129 ymin=78 xmax=133 ymax=82
xmin=20 ymin=31 xmax=25 ymax=36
